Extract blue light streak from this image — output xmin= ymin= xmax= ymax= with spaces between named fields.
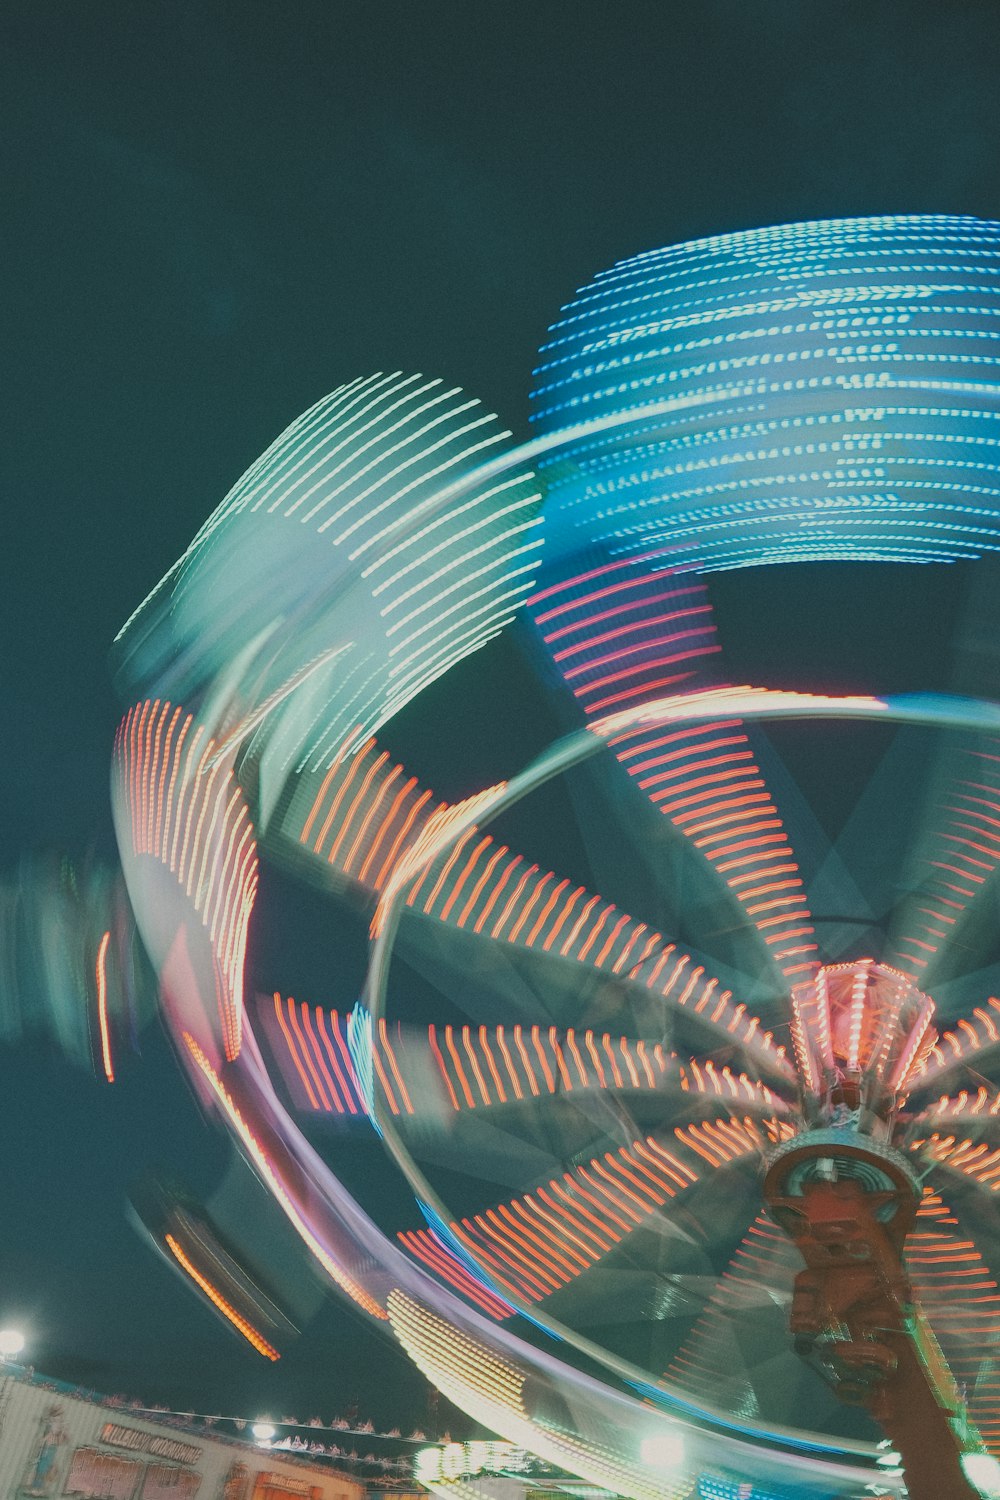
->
xmin=531 ymin=215 xmax=1000 ymax=571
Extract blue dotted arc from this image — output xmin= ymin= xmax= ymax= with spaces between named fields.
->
xmin=531 ymin=215 xmax=1000 ymax=570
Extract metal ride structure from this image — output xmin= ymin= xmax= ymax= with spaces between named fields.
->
xmin=110 ymin=217 xmax=1000 ymax=1500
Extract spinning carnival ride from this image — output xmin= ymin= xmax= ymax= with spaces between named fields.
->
xmin=110 ymin=217 xmax=1000 ymax=1500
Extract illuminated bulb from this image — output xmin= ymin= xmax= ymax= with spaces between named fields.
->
xmin=414 ymin=1448 xmax=441 ymax=1485
xmin=0 ymin=1329 xmax=25 ymax=1359
xmin=252 ymin=1422 xmax=276 ymax=1443
xmin=639 ymin=1432 xmax=684 ymax=1470
xmin=962 ymin=1452 xmax=1000 ymax=1498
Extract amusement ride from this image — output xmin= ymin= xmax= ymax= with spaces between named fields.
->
xmin=104 ymin=216 xmax=1000 ymax=1500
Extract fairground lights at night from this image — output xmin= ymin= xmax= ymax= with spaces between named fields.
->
xmin=6 ymin=10 xmax=1000 ymax=1500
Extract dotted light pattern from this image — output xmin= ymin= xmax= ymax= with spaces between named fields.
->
xmin=296 ymin=736 xmax=438 ymax=891
xmin=267 ymin=996 xmax=370 ymax=1115
xmin=254 ymin=996 xmax=662 ymax=1122
xmin=102 ymin=245 xmax=1000 ymax=1487
xmin=386 ymin=1291 xmax=689 ymax=1500
xmin=116 ymin=373 xmax=542 ymax=781
xmin=891 ymin=741 xmax=1000 ymax=979
xmin=911 ymin=1133 xmax=1000 ymax=1193
xmin=905 ymin=1192 xmax=1000 ymax=1453
xmin=531 ymin=216 xmax=1000 ymax=571
xmin=419 ymin=1025 xmax=780 ymax=1115
xmin=114 ymin=700 xmax=258 ymax=1062
xmin=163 ymin=1232 xmax=280 ymax=1361
xmin=666 ymin=1192 xmax=1000 ymax=1459
xmin=401 ymin=1134 xmax=698 ymax=1310
xmin=289 ymin=742 xmax=785 ymax=1068
xmin=665 ymin=1212 xmax=801 ymax=1416
xmin=266 ymin=996 xmax=782 ymax=1127
xmin=398 ymin=1118 xmax=792 ymax=1317
xmin=283 ymin=685 xmax=1000 ymax=1470
xmin=529 ymin=551 xmax=819 ymax=978
xmin=789 ymin=960 xmax=938 ymax=1100
xmin=913 ymin=998 xmax=1000 ymax=1086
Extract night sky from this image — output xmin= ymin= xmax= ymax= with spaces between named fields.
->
xmin=4 ymin=0 xmax=1000 ymax=1449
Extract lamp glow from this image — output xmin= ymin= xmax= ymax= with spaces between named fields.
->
xmin=0 ymin=1329 xmax=25 ymax=1359
xmin=962 ymin=1452 xmax=1000 ymax=1498
xmin=251 ymin=1422 xmax=276 ymax=1443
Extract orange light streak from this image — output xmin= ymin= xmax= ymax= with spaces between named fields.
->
xmin=181 ymin=1033 xmax=386 ymax=1319
xmin=164 ymin=1234 xmax=280 ymax=1359
xmin=95 ymin=930 xmax=114 ymax=1084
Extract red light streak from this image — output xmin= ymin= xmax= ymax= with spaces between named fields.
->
xmin=526 ymin=876 xmax=570 ymax=947
xmin=118 ymin=702 xmax=258 ymax=1062
xmin=428 ymin=1027 xmax=459 ymax=1111
xmin=478 ymin=1025 xmax=506 ymax=1101
xmin=304 ymin=1005 xmax=343 ymax=1112
xmin=420 ymin=827 xmax=478 ymax=915
xmin=342 ymin=759 xmax=401 ymax=873
xmin=528 ymin=558 xmax=823 ymax=981
xmin=573 ymin=1166 xmax=640 ymax=1229
xmin=508 ymin=871 xmax=555 ymax=942
xmin=95 ymin=930 xmax=114 ymax=1084
xmin=372 ymin=784 xmax=432 ymax=891
xmin=398 ymin=1229 xmax=512 ymax=1319
xmin=513 ymin=1025 xmax=540 ymax=1097
xmin=545 ymin=587 xmax=705 ymax=643
xmin=491 ymin=863 xmax=541 ymax=938
xmin=444 ymin=1025 xmax=476 ymax=1109
xmin=379 ymin=1018 xmax=413 ymax=1113
xmin=594 ymin=912 xmax=631 ymax=967
xmin=528 ymin=554 xmax=695 ymax=618
xmin=494 ymin=1026 xmax=523 ymax=1100
xmin=565 ymin=1028 xmax=589 ymax=1086
xmin=457 ymin=844 xmax=510 ymax=928
xmin=583 ymin=655 xmax=721 ymax=714
xmin=313 ymin=738 xmax=377 ymax=859
xmin=565 ymin=625 xmax=717 ymax=681
xmin=473 ymin=854 xmax=523 ymax=934
xmin=273 ymin=995 xmax=317 ymax=1109
xmin=440 ymin=834 xmax=493 ymax=922
xmin=461 ymin=1024 xmax=491 ymax=1106
xmin=288 ymin=998 xmax=328 ymax=1110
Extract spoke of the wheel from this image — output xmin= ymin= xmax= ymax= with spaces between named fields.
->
xmin=278 ymin=740 xmax=791 ymax=1073
xmin=527 ymin=548 xmax=820 ymax=983
xmin=263 ymin=994 xmax=791 ymax=1123
xmin=888 ymin=736 xmax=1000 ymax=983
xmin=663 ymin=1210 xmax=802 ymax=1415
xmin=915 ymin=1085 xmax=1000 ymax=1127
xmin=907 ymin=1187 xmax=1000 ymax=1455
xmin=907 ymin=994 xmax=1000 ymax=1094
xmin=910 ymin=1131 xmax=1000 ymax=1194
xmin=666 ymin=1187 xmax=1000 ymax=1453
xmin=397 ymin=1116 xmax=792 ymax=1317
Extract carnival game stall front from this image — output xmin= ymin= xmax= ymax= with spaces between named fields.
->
xmin=0 ymin=1367 xmax=364 ymax=1500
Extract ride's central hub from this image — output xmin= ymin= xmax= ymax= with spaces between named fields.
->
xmin=789 ymin=959 xmax=938 ymax=1129
xmin=765 ymin=962 xmax=982 ymax=1498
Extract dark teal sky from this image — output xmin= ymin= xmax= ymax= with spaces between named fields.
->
xmin=3 ymin=0 xmax=1000 ymax=1443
